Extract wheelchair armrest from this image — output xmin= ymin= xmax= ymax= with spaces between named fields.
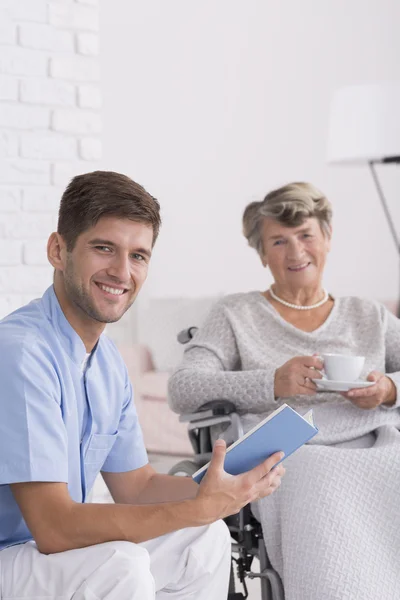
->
xmin=179 ymin=400 xmax=237 ymax=423
xmin=179 ymin=400 xmax=244 ymax=447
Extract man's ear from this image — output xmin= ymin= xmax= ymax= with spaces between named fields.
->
xmin=47 ymin=232 xmax=67 ymax=271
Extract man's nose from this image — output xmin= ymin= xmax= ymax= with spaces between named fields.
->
xmin=107 ymin=254 xmax=130 ymax=282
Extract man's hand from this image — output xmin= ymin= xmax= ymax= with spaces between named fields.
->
xmin=342 ymin=371 xmax=397 ymax=409
xmin=274 ymin=355 xmax=324 ymax=398
xmin=194 ymin=439 xmax=285 ymax=523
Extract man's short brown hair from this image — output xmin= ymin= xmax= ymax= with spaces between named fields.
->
xmin=58 ymin=171 xmax=161 ymax=250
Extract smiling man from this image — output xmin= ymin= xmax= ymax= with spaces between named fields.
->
xmin=0 ymin=171 xmax=284 ymax=600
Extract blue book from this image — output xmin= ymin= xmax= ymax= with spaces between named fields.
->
xmin=192 ymin=403 xmax=318 ymax=484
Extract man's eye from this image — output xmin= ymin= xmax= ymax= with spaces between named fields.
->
xmin=273 ymin=240 xmax=284 ymax=246
xmin=96 ymin=246 xmax=111 ymax=252
xmin=132 ymin=253 xmax=145 ymax=261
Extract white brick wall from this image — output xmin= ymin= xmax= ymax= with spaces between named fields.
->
xmin=0 ymin=0 xmax=102 ymax=318
xmin=78 ymin=84 xmax=101 ymax=108
xmin=20 ymin=79 xmax=75 ymax=107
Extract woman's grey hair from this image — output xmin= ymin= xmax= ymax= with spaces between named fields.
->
xmin=242 ymin=182 xmax=332 ymax=256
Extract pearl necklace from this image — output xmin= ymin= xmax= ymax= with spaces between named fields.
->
xmin=269 ymin=286 xmax=329 ymax=310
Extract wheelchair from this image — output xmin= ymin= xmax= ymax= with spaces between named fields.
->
xmin=169 ymin=327 xmax=285 ymax=600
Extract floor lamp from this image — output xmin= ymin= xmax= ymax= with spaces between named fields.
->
xmin=327 ymin=82 xmax=400 ymax=317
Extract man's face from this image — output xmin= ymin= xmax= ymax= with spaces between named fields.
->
xmin=62 ymin=216 xmax=153 ymax=324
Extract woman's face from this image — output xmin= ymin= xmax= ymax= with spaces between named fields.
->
xmin=260 ymin=217 xmax=331 ymax=290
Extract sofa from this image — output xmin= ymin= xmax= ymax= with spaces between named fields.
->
xmin=115 ymin=296 xmax=219 ymax=455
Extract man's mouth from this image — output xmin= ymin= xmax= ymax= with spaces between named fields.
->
xmin=287 ymin=262 xmax=310 ymax=272
xmin=95 ymin=282 xmax=128 ymax=296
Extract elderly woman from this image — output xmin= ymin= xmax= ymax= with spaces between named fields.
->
xmin=168 ymin=182 xmax=400 ymax=600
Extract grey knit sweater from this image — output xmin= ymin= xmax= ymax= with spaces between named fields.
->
xmin=168 ymin=292 xmax=400 ymax=445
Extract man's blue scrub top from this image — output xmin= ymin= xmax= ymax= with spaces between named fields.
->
xmin=0 ymin=286 xmax=148 ymax=550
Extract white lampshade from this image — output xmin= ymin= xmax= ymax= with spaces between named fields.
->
xmin=327 ymin=82 xmax=400 ymax=164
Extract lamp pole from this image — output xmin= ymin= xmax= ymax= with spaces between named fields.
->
xmin=368 ymin=159 xmax=400 ymax=318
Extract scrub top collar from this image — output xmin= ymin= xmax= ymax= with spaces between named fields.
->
xmin=41 ymin=285 xmax=100 ymax=368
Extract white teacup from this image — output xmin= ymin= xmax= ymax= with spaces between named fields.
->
xmin=321 ymin=353 xmax=365 ymax=382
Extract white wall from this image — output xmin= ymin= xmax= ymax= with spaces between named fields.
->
xmin=0 ymin=0 xmax=101 ymax=317
xmin=101 ymin=0 xmax=400 ymax=304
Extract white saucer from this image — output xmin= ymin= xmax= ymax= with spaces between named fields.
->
xmin=315 ymin=379 xmax=375 ymax=392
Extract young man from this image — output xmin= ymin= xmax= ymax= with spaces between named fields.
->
xmin=0 ymin=171 xmax=284 ymax=599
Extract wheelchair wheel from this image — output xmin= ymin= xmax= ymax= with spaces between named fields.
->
xmin=168 ymin=460 xmax=198 ymax=477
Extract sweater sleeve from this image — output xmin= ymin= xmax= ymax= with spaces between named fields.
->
xmin=383 ymin=307 xmax=400 ymax=409
xmin=167 ymin=300 xmax=277 ymax=415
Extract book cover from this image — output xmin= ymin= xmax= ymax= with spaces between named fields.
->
xmin=192 ymin=403 xmax=318 ymax=484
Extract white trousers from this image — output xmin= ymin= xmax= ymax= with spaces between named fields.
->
xmin=0 ymin=521 xmax=231 ymax=600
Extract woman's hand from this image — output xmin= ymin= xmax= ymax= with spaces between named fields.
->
xmin=342 ymin=371 xmax=397 ymax=409
xmin=274 ymin=355 xmax=324 ymax=398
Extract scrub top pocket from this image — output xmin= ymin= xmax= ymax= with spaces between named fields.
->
xmin=84 ymin=432 xmax=118 ymax=495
